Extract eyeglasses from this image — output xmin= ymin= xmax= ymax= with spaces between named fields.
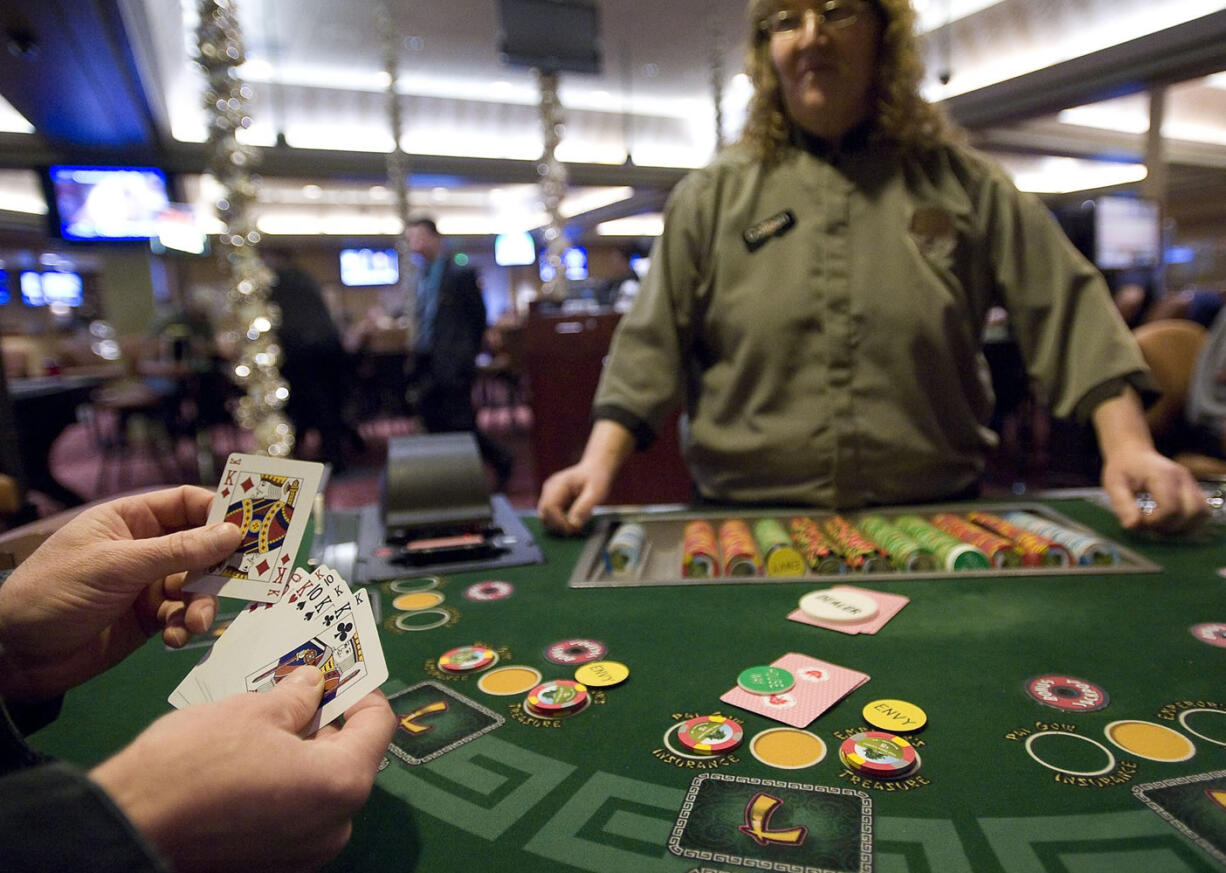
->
xmin=761 ymin=0 xmax=867 ymax=38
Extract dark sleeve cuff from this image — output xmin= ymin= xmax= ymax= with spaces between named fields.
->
xmin=0 ymin=762 xmax=171 ymax=873
xmin=593 ymin=404 xmax=656 ymax=451
xmin=1072 ymin=372 xmax=1160 ymax=423
xmin=5 ymin=696 xmax=64 ymax=736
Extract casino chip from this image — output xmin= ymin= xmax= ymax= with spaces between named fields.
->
xmin=737 ymin=665 xmax=795 ymax=695
xmin=544 ymin=638 xmax=608 ymax=665
xmin=525 ymin=679 xmax=589 ymax=716
xmin=463 ymin=580 xmax=515 ymax=601
xmin=574 ymin=660 xmax=629 ymax=688
xmin=1025 ymin=674 xmax=1110 ymax=712
xmin=862 ymin=698 xmax=927 ymax=733
xmin=798 ymin=588 xmax=879 ymax=623
xmin=437 ymin=645 xmax=498 ymax=673
xmin=839 ymin=731 xmax=919 ymax=778
xmin=676 ymin=715 xmax=744 ymax=755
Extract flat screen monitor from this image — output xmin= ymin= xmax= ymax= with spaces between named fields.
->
xmin=498 ymin=0 xmax=601 ymax=74
xmin=0 ymin=270 xmax=9 ymax=306
xmin=494 ymin=231 xmax=536 ymax=266
xmin=19 ymin=271 xmax=44 ymax=306
xmin=47 ymin=165 xmax=171 ymax=242
xmin=340 ymin=248 xmax=399 ymax=287
xmin=1095 ymin=196 xmax=1160 ymax=270
xmin=42 ymin=271 xmax=84 ymax=306
xmin=19 ymin=271 xmax=83 ymax=306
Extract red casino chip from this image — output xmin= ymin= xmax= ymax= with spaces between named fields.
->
xmin=544 ymin=638 xmax=608 ymax=665
xmin=463 ymin=580 xmax=515 ymax=602
xmin=525 ymin=680 xmax=589 ymax=713
xmin=838 ymin=731 xmax=918 ymax=778
xmin=438 ymin=645 xmax=498 ymax=673
xmin=676 ymin=715 xmax=744 ymax=754
xmin=1025 ymin=674 xmax=1110 ymax=712
xmin=1190 ymin=622 xmax=1226 ymax=649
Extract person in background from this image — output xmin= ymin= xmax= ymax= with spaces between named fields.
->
xmin=406 ymin=216 xmax=514 ymax=491
xmin=264 ymin=249 xmax=364 ymax=472
xmin=0 ymin=486 xmax=396 ymax=872
xmin=538 ymin=0 xmax=1205 ymax=535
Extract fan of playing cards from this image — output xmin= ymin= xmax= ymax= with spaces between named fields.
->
xmin=170 ymin=455 xmax=387 ymax=734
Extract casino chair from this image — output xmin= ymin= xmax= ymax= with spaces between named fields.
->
xmin=1131 ymin=318 xmax=1226 ymax=480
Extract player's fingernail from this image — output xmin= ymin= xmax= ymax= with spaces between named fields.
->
xmin=285 ymin=665 xmax=324 ymax=688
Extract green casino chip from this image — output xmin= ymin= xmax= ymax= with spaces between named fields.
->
xmin=737 ymin=665 xmax=795 ymax=695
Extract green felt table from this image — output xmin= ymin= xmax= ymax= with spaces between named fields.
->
xmin=28 ymin=497 xmax=1226 ymax=873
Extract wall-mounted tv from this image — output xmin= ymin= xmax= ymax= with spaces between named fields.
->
xmin=46 ymin=165 xmax=172 ymax=242
xmin=498 ymin=0 xmax=601 ymax=74
xmin=1094 ymin=196 xmax=1160 ymax=270
xmin=340 ymin=248 xmax=399 ymax=287
xmin=19 ymin=271 xmax=44 ymax=305
xmin=494 ymin=231 xmax=536 ymax=266
xmin=19 ymin=270 xmax=83 ymax=307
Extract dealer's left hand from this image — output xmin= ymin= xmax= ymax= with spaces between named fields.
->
xmin=1100 ymin=445 xmax=1208 ymax=534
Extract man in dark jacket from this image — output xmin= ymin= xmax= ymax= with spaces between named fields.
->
xmin=264 ymin=249 xmax=364 ymax=471
xmin=407 ymin=216 xmax=513 ymax=490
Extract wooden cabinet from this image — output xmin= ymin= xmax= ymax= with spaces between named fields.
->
xmin=522 ymin=310 xmax=692 ymax=505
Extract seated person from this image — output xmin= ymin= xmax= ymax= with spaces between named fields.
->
xmin=538 ymin=0 xmax=1205 ymax=536
xmin=0 ymin=486 xmax=395 ymax=872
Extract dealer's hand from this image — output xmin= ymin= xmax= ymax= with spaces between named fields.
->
xmin=1101 ymin=445 xmax=1207 ymax=533
xmin=0 ymin=486 xmax=242 ymax=701
xmin=91 ymin=666 xmax=397 ymax=873
xmin=538 ymin=419 xmax=635 ymax=535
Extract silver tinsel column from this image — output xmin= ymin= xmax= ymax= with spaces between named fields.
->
xmin=537 ymin=69 xmax=568 ymax=301
xmin=196 ymin=0 xmax=293 ymax=457
xmin=378 ymin=0 xmax=415 ymax=328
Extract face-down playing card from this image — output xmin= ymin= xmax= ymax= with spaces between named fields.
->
xmin=721 ymin=653 xmax=870 ymax=729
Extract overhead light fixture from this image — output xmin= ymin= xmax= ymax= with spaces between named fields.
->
xmin=0 ymin=93 xmax=34 ymax=134
xmin=996 ymin=155 xmax=1148 ymax=194
xmin=597 ymin=214 xmax=664 ymax=237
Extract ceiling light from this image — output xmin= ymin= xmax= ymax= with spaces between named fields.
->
xmin=997 ymin=156 xmax=1148 ymax=194
xmin=302 ymin=184 xmax=323 ymax=199
xmin=597 ymin=214 xmax=665 ymax=237
xmin=0 ymin=93 xmax=34 ymax=134
xmin=935 ymin=0 xmax=1223 ymax=98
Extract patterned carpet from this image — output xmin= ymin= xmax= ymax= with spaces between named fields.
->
xmin=33 ymin=404 xmax=539 ymax=519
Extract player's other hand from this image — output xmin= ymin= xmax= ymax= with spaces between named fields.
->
xmin=0 ymin=486 xmax=242 ymax=701
xmin=91 ymin=665 xmax=397 ymax=873
xmin=1100 ymin=446 xmax=1208 ymax=534
xmin=538 ymin=463 xmax=614 ymax=535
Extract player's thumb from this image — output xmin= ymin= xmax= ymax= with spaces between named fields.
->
xmin=260 ymin=665 xmax=325 ymax=733
xmin=125 ymin=522 xmax=243 ymax=579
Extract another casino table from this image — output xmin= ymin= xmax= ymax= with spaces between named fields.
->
xmin=28 ymin=495 xmax=1226 ymax=873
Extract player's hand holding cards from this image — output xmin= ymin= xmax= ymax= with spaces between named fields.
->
xmin=172 ymin=454 xmax=387 ymax=734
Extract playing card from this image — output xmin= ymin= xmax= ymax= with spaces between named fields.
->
xmin=184 ymin=453 xmax=324 ymax=603
xmin=720 ymin=652 xmax=870 ymax=728
xmin=788 ymin=585 xmax=910 ymax=635
xmin=170 ymin=567 xmax=387 ymax=734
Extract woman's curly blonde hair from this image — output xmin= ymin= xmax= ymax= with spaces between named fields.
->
xmin=739 ymin=0 xmax=955 ymax=160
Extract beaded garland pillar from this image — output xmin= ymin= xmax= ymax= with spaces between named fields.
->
xmin=378 ymin=0 xmax=416 ymax=330
xmin=537 ymin=69 xmax=569 ymax=301
xmin=196 ymin=0 xmax=293 ymax=457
